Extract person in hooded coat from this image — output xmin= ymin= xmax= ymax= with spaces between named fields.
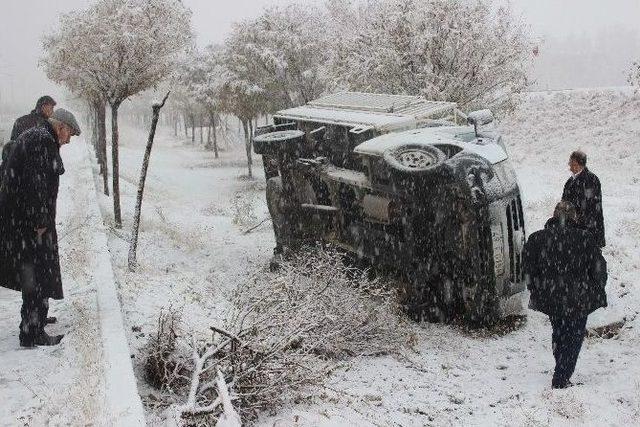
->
xmin=10 ymin=96 xmax=57 ymax=141
xmin=522 ymin=201 xmax=607 ymax=389
xmin=562 ymin=150 xmax=606 ymax=247
xmin=0 ymin=108 xmax=81 ymax=347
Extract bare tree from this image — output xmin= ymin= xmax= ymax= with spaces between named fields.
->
xmin=128 ymin=92 xmax=170 ymax=271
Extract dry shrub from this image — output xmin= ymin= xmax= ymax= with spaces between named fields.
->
xmin=231 ymin=191 xmax=257 ymax=226
xmin=144 ymin=309 xmax=189 ymax=392
xmin=172 ymin=246 xmax=416 ymax=424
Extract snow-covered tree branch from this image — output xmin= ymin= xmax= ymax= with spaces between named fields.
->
xmin=42 ymin=0 xmax=193 ymax=227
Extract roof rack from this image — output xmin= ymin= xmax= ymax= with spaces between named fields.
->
xmin=308 ymin=91 xmax=456 ymax=116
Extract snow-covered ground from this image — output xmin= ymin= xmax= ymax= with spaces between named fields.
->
xmin=95 ymin=125 xmax=275 ymax=420
xmin=2 ymin=87 xmax=638 ymax=425
xmin=99 ymin=88 xmax=639 ymax=426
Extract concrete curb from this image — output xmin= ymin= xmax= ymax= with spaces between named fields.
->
xmin=84 ymin=142 xmax=146 ymax=425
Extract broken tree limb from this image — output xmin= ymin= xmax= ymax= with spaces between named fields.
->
xmin=128 ymin=91 xmax=170 ymax=271
xmin=209 ymin=325 xmax=244 ymax=343
xmin=241 ymin=217 xmax=271 ymax=235
xmin=174 ymin=336 xmax=231 ymax=417
xmin=215 ymin=369 xmax=241 ymax=427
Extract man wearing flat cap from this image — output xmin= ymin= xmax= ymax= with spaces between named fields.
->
xmin=0 ymin=108 xmax=81 ymax=347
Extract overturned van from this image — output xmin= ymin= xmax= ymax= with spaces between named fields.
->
xmin=253 ymin=92 xmax=526 ymax=325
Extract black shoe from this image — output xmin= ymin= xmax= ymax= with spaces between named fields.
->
xmin=46 ymin=316 xmax=57 ymax=325
xmin=19 ymin=334 xmax=36 ymax=348
xmin=552 ymin=380 xmax=574 ymax=389
xmin=33 ymin=332 xmax=64 ymax=346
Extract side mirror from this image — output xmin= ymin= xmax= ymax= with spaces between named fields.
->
xmin=467 ymin=109 xmax=494 ymax=136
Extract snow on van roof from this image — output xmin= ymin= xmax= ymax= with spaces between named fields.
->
xmin=274 ymin=92 xmax=457 ymax=132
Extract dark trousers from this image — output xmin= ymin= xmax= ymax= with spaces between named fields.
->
xmin=19 ymin=263 xmax=49 ymax=341
xmin=550 ymin=315 xmax=588 ymax=387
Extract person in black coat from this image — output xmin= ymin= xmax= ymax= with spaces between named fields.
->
xmin=10 ymin=96 xmax=57 ymax=141
xmin=0 ymin=108 xmax=81 ymax=347
xmin=522 ymin=201 xmax=607 ymax=389
xmin=562 ymin=150 xmax=605 ymax=247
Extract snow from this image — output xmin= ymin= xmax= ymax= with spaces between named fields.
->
xmin=94 ymin=125 xmax=274 ymax=423
xmin=276 ymin=105 xmax=417 ymax=132
xmin=354 ymin=125 xmax=509 ymax=164
xmin=2 ymin=87 xmax=639 ymax=425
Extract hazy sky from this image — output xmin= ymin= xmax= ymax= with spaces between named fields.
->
xmin=1 ymin=0 xmax=639 ymax=111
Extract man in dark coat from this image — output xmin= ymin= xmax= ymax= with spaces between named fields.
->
xmin=0 ymin=108 xmax=81 ymax=347
xmin=10 ymin=95 xmax=57 ymax=141
xmin=522 ymin=201 xmax=607 ymax=389
xmin=562 ymin=150 xmax=605 ymax=247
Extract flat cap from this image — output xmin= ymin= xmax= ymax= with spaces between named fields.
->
xmin=51 ymin=108 xmax=81 ymax=136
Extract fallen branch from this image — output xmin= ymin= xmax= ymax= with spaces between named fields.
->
xmin=241 ymin=217 xmax=270 ymax=234
xmin=215 ymin=369 xmax=241 ymax=427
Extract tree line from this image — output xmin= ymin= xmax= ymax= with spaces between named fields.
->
xmin=41 ymin=0 xmax=533 ymax=228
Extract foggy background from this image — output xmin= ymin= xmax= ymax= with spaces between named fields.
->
xmin=0 ymin=0 xmax=639 ymax=113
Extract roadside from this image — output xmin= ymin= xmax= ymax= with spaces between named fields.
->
xmin=97 ymin=124 xmax=274 ymax=421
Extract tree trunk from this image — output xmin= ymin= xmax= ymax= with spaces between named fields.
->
xmin=242 ymin=119 xmax=252 ymax=178
xmin=212 ymin=114 xmax=219 ymax=159
xmin=174 ymin=112 xmax=178 ymax=137
xmin=191 ymin=114 xmax=195 ymax=143
xmin=199 ymin=114 xmax=203 ymax=144
xmin=183 ymin=113 xmax=189 ymax=138
xmin=128 ymin=92 xmax=170 ymax=271
xmin=111 ymin=101 xmax=122 ymax=228
xmin=96 ymin=100 xmax=109 ymax=196
xmin=205 ymin=114 xmax=212 ymax=150
xmin=90 ymin=102 xmax=98 ymax=153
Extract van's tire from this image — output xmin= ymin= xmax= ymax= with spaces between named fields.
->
xmin=462 ymin=282 xmax=498 ymax=327
xmin=402 ymin=273 xmax=456 ymax=323
xmin=383 ymin=144 xmax=447 ymax=174
xmin=253 ymin=130 xmax=304 ymax=155
xmin=266 ymin=177 xmax=288 ymax=246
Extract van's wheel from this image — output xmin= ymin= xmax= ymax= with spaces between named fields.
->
xmin=253 ymin=130 xmax=305 ymax=155
xmin=462 ymin=282 xmax=498 ymax=327
xmin=402 ymin=274 xmax=451 ymax=323
xmin=267 ymin=177 xmax=291 ymax=249
xmin=383 ymin=144 xmax=447 ymax=174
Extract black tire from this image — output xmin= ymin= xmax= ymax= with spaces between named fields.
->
xmin=253 ymin=130 xmax=304 ymax=155
xmin=462 ymin=282 xmax=499 ymax=327
xmin=266 ymin=177 xmax=286 ymax=244
xmin=401 ymin=273 xmax=456 ymax=323
xmin=383 ymin=144 xmax=447 ymax=174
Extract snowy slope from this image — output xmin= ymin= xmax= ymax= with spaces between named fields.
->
xmin=95 ymin=125 xmax=275 ymax=422
xmin=104 ymin=88 xmax=640 ymax=426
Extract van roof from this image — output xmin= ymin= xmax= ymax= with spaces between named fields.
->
xmin=274 ymin=92 xmax=457 ymax=133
